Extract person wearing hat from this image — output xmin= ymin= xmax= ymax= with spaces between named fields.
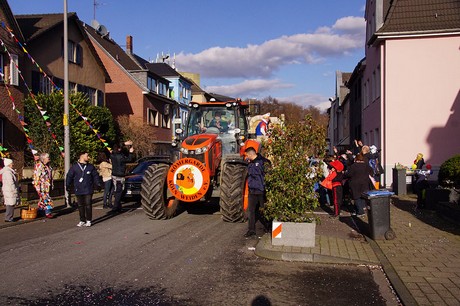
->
xmin=255 ymin=113 xmax=271 ymax=136
xmin=33 ymin=152 xmax=54 ymax=218
xmin=0 ymin=158 xmax=19 ymax=222
xmin=66 ymin=151 xmax=101 ymax=227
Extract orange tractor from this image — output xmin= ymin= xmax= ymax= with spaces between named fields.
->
xmin=140 ymin=99 xmax=261 ymax=222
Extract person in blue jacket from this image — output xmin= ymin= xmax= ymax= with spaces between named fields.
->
xmin=66 ymin=151 xmax=101 ymax=227
xmin=244 ymin=147 xmax=271 ymax=238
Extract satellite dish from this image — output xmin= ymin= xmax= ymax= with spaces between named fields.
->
xmin=97 ymin=24 xmax=108 ymax=36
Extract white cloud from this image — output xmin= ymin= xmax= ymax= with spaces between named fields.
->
xmin=175 ymin=16 xmax=365 ymax=79
xmin=205 ymin=79 xmax=293 ymax=97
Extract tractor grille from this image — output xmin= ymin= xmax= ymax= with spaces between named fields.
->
xmin=183 ymin=153 xmax=205 ymax=165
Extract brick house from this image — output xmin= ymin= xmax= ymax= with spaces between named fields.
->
xmin=15 ymin=13 xmax=110 ymax=104
xmin=0 ymin=0 xmax=26 ymax=173
xmin=83 ymin=24 xmax=177 ymax=154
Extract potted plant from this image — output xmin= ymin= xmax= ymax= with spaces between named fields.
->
xmin=263 ymin=115 xmax=326 ymax=247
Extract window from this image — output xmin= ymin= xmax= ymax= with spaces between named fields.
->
xmin=147 ymin=76 xmax=156 ymax=92
xmin=372 ymin=71 xmax=376 ymax=102
xmin=32 ymin=71 xmax=53 ymax=94
xmin=376 ymin=66 xmax=381 ymax=99
xmin=158 ymin=82 xmax=167 ymax=96
xmin=0 ymin=117 xmax=3 ymax=144
xmin=65 ymin=40 xmax=83 ymax=65
xmin=0 ymin=54 xmax=3 ymax=79
xmin=0 ymin=54 xmax=19 ymax=85
xmin=9 ymin=54 xmax=18 ymax=86
xmin=147 ymin=108 xmax=159 ymax=126
xmin=162 ymin=114 xmax=170 ymax=128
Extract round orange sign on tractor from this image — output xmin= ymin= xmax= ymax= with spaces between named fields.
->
xmin=167 ymin=158 xmax=210 ymax=202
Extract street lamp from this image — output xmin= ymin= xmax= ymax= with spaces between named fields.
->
xmin=63 ymin=0 xmax=70 ymax=207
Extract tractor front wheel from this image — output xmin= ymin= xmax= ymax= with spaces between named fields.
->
xmin=140 ymin=163 xmax=179 ymax=219
xmin=220 ymin=162 xmax=247 ymax=222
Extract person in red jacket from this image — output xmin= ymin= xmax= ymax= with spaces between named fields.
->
xmin=329 ymin=160 xmax=344 ymax=217
xmin=321 ymin=160 xmax=344 ymax=217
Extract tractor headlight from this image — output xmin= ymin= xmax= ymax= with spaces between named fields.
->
xmin=180 ymin=147 xmax=189 ymax=154
xmin=195 ymin=146 xmax=208 ymax=154
xmin=240 ymin=142 xmax=245 ymax=147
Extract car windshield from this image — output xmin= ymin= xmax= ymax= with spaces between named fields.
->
xmin=186 ymin=106 xmax=246 ymax=136
xmin=130 ymin=161 xmax=155 ymax=175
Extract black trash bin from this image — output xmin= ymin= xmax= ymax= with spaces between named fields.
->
xmin=362 ymin=190 xmax=396 ymax=240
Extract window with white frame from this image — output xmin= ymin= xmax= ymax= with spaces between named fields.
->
xmin=66 ymin=40 xmax=83 ymax=65
xmin=0 ymin=53 xmax=19 ymax=85
xmin=147 ymin=108 xmax=159 ymax=126
xmin=9 ymin=54 xmax=19 ymax=86
xmin=162 ymin=114 xmax=170 ymax=128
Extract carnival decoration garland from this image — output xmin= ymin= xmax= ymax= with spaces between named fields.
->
xmin=1 ymin=21 xmax=112 ymax=155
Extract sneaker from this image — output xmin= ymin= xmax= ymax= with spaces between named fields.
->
xmin=77 ymin=221 xmax=85 ymax=227
xmin=46 ymin=214 xmax=53 ymax=219
xmin=244 ymin=231 xmax=256 ymax=238
xmin=85 ymin=221 xmax=92 ymax=227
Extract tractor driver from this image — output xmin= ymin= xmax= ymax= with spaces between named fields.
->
xmin=208 ymin=111 xmax=229 ymax=133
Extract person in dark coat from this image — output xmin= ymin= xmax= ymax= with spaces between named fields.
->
xmin=66 ymin=151 xmax=101 ymax=227
xmin=110 ymin=141 xmax=134 ymax=213
xmin=244 ymin=147 xmax=270 ymax=238
xmin=345 ymin=153 xmax=374 ymax=217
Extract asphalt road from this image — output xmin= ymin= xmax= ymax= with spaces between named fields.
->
xmin=0 ymin=199 xmax=397 ymax=305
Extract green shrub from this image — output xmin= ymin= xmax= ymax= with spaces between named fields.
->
xmin=263 ymin=115 xmax=326 ymax=222
xmin=438 ymin=155 xmax=460 ymax=188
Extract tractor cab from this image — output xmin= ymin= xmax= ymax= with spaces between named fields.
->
xmin=174 ymin=100 xmax=251 ymax=156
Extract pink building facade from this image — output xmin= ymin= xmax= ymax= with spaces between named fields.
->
xmin=364 ymin=0 xmax=460 ymax=186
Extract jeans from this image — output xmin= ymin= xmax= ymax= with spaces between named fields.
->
xmin=247 ymin=193 xmax=268 ymax=233
xmin=112 ymin=176 xmax=125 ymax=212
xmin=354 ymin=198 xmax=366 ymax=215
xmin=103 ymin=179 xmax=113 ymax=207
xmin=76 ymin=194 xmax=93 ymax=222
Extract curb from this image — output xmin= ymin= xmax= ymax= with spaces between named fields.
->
xmin=365 ymin=235 xmax=418 ymax=306
xmin=255 ymin=234 xmax=379 ymax=265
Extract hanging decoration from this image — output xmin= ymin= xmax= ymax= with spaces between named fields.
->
xmin=1 ymin=22 xmax=112 ymax=154
xmin=0 ymin=38 xmax=64 ymax=157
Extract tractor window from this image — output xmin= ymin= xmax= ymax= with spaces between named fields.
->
xmin=185 ymin=106 xmax=237 ymax=136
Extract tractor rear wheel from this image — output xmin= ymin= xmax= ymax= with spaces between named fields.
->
xmin=141 ymin=163 xmax=179 ymax=219
xmin=220 ymin=162 xmax=247 ymax=222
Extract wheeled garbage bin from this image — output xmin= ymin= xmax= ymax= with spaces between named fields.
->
xmin=362 ymin=190 xmax=396 ymax=240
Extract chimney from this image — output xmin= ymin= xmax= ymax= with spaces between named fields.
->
xmin=126 ymin=35 xmax=133 ymax=54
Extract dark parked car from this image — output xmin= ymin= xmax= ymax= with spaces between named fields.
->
xmin=123 ymin=160 xmax=158 ymax=199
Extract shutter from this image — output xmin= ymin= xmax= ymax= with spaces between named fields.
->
xmin=10 ymin=54 xmax=19 ymax=86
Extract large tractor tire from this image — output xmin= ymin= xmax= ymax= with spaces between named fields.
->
xmin=141 ymin=163 xmax=179 ymax=220
xmin=220 ymin=162 xmax=247 ymax=222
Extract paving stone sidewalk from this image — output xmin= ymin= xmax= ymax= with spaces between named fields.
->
xmin=255 ymin=212 xmax=379 ymax=265
xmin=374 ymin=196 xmax=460 ymax=306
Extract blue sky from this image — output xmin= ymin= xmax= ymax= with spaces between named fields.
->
xmin=10 ymin=0 xmax=366 ymax=111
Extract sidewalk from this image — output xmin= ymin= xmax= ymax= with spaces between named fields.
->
xmin=255 ymin=196 xmax=460 ymax=306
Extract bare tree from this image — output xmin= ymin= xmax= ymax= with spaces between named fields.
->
xmin=116 ymin=116 xmax=157 ymax=158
